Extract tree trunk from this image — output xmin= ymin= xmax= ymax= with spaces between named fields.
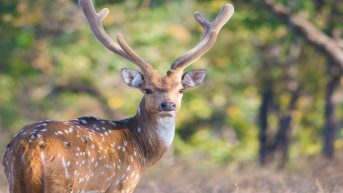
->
xmin=259 ymin=87 xmax=273 ymax=165
xmin=274 ymin=86 xmax=301 ymax=167
xmin=323 ymin=74 xmax=340 ymax=159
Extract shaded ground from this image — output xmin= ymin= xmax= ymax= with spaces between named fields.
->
xmin=0 ymin=156 xmax=342 ymax=193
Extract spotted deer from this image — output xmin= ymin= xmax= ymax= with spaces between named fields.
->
xmin=2 ymin=1 xmax=234 ymax=192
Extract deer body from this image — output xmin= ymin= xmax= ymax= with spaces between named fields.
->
xmin=2 ymin=1 xmax=234 ymax=192
xmin=3 ymin=100 xmax=174 ymax=193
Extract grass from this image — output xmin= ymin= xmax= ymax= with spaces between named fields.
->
xmin=1 ymin=154 xmax=342 ymax=193
xmin=136 ymin=156 xmax=343 ymax=193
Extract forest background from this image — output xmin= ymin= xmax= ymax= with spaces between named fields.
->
xmin=0 ymin=0 xmax=342 ymax=192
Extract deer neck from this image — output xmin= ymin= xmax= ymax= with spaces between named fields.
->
xmin=130 ymin=99 xmax=176 ymax=168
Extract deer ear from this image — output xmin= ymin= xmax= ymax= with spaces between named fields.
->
xmin=121 ymin=68 xmax=144 ymax=88
xmin=182 ymin=69 xmax=206 ymax=89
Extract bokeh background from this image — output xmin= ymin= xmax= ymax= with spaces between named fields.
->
xmin=0 ymin=0 xmax=343 ymax=192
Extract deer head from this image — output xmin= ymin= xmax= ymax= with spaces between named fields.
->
xmin=79 ymin=0 xmax=234 ymax=116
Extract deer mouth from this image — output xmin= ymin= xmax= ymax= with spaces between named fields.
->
xmin=158 ymin=111 xmax=176 ymax=117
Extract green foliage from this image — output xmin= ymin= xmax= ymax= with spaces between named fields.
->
xmin=176 ymin=129 xmax=234 ymax=163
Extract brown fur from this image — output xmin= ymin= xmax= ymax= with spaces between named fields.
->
xmin=138 ymin=69 xmax=184 ymax=114
xmin=2 ymin=100 xmax=172 ymax=193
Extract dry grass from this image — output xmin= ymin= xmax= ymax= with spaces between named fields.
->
xmin=0 ymin=156 xmax=342 ymax=193
xmin=136 ymin=157 xmax=343 ymax=193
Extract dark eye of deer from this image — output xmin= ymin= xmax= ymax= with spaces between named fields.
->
xmin=143 ymin=89 xmax=153 ymax=95
xmin=179 ymin=89 xmax=184 ymax=94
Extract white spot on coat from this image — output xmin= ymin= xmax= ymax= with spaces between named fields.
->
xmin=80 ymin=119 xmax=88 ymax=124
xmin=61 ymin=157 xmax=70 ymax=178
xmin=41 ymin=151 xmax=48 ymax=191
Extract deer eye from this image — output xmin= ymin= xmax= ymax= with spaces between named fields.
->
xmin=143 ymin=89 xmax=153 ymax=95
xmin=179 ymin=89 xmax=184 ymax=94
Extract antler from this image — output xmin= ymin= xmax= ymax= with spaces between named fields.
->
xmin=79 ymin=0 xmax=152 ymax=73
xmin=170 ymin=4 xmax=234 ymax=72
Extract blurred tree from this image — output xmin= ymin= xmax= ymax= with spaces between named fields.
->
xmin=259 ymin=0 xmax=343 ymax=159
xmin=258 ymin=41 xmax=302 ymax=167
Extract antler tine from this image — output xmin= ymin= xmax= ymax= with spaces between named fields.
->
xmin=79 ymin=0 xmax=152 ymax=72
xmin=117 ymin=34 xmax=151 ymax=70
xmin=171 ymin=4 xmax=234 ymax=72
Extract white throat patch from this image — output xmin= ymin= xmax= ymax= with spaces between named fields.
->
xmin=156 ymin=116 xmax=175 ymax=147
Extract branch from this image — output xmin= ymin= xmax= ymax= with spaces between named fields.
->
xmin=260 ymin=0 xmax=343 ymax=71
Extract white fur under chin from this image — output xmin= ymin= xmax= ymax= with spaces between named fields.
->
xmin=156 ymin=115 xmax=176 ymax=147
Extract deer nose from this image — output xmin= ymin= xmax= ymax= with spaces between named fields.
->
xmin=160 ymin=102 xmax=176 ymax=111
